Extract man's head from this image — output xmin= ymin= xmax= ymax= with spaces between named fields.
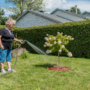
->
xmin=5 ymin=18 xmax=16 ymax=29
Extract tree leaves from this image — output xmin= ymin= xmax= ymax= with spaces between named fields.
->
xmin=5 ymin=0 xmax=46 ymax=15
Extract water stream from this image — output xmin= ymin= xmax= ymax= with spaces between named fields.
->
xmin=26 ymin=41 xmax=54 ymax=61
xmin=27 ymin=41 xmax=47 ymax=55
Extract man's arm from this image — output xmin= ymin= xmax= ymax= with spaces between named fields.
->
xmin=13 ymin=38 xmax=23 ymax=44
xmin=0 ymin=35 xmax=4 ymax=49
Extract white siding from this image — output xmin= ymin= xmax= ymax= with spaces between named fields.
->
xmin=15 ymin=12 xmax=57 ymax=28
xmin=52 ymin=10 xmax=85 ymax=21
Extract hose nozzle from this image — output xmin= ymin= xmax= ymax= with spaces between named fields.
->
xmin=22 ymin=40 xmax=28 ymax=44
xmin=25 ymin=40 xmax=28 ymax=42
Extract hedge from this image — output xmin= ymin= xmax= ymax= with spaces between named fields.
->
xmin=0 ymin=19 xmax=90 ymax=58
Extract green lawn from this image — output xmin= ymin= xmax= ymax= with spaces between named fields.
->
xmin=0 ymin=53 xmax=90 ymax=90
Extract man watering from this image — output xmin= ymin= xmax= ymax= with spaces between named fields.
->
xmin=0 ymin=18 xmax=23 ymax=73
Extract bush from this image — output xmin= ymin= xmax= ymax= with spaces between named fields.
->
xmin=1 ymin=19 xmax=90 ymax=58
xmin=20 ymin=51 xmax=29 ymax=59
xmin=44 ymin=32 xmax=74 ymax=57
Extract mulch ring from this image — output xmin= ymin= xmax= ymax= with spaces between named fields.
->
xmin=47 ymin=66 xmax=71 ymax=71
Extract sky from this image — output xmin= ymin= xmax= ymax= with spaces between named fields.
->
xmin=0 ymin=0 xmax=90 ymax=17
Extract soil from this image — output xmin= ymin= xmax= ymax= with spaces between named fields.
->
xmin=47 ymin=66 xmax=71 ymax=71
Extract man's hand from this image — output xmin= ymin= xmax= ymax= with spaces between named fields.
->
xmin=0 ymin=45 xmax=4 ymax=49
xmin=0 ymin=35 xmax=4 ymax=49
xmin=14 ymin=38 xmax=24 ymax=44
xmin=19 ymin=40 xmax=24 ymax=44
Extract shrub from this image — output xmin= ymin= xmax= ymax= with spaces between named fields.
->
xmin=44 ymin=32 xmax=74 ymax=55
xmin=44 ymin=32 xmax=74 ymax=68
xmin=20 ymin=51 xmax=29 ymax=59
xmin=1 ymin=19 xmax=90 ymax=58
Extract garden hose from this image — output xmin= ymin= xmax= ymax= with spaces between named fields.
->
xmin=0 ymin=40 xmax=28 ymax=77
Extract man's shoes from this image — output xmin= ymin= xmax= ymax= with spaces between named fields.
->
xmin=1 ymin=69 xmax=6 ymax=73
xmin=8 ymin=69 xmax=16 ymax=72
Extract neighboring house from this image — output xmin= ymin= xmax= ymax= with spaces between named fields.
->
xmin=50 ymin=8 xmax=88 ymax=21
xmin=15 ymin=10 xmax=71 ymax=28
xmin=15 ymin=9 xmax=89 ymax=28
xmin=82 ymin=11 xmax=90 ymax=18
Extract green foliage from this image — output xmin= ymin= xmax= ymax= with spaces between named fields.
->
xmin=0 ymin=17 xmax=8 ymax=25
xmin=15 ymin=19 xmax=90 ymax=58
xmin=12 ymin=41 xmax=20 ymax=49
xmin=0 ymin=7 xmax=4 ymax=15
xmin=5 ymin=0 xmax=47 ymax=15
xmin=0 ymin=25 xmax=5 ymax=29
xmin=69 ymin=6 xmax=81 ymax=14
xmin=20 ymin=51 xmax=29 ymax=59
xmin=0 ymin=19 xmax=90 ymax=58
xmin=44 ymin=32 xmax=74 ymax=57
xmin=0 ymin=7 xmax=7 ymax=25
xmin=9 ymin=13 xmax=20 ymax=20
xmin=12 ymin=33 xmax=20 ymax=49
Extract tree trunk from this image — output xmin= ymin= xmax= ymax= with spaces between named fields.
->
xmin=58 ymin=52 xmax=60 ymax=70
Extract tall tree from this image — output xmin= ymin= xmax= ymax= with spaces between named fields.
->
xmin=69 ymin=6 xmax=81 ymax=14
xmin=0 ymin=7 xmax=5 ymax=24
xmin=5 ymin=0 xmax=46 ymax=15
xmin=1 ymin=17 xmax=8 ymax=25
xmin=9 ymin=13 xmax=20 ymax=20
xmin=0 ymin=8 xmax=4 ymax=16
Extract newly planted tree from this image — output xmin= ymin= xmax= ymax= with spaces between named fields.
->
xmin=44 ymin=32 xmax=74 ymax=69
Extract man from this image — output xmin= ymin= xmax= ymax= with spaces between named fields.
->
xmin=0 ymin=18 xmax=23 ymax=73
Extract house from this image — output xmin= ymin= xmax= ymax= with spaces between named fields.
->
xmin=50 ymin=8 xmax=88 ymax=21
xmin=15 ymin=9 xmax=89 ymax=28
xmin=82 ymin=11 xmax=90 ymax=18
xmin=15 ymin=10 xmax=71 ymax=28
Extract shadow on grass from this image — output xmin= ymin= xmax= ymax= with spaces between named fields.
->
xmin=34 ymin=63 xmax=57 ymax=68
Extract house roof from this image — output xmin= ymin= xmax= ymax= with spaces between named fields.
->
xmin=51 ymin=8 xmax=88 ymax=19
xmin=82 ymin=11 xmax=90 ymax=15
xmin=16 ymin=10 xmax=72 ymax=23
xmin=82 ymin=11 xmax=90 ymax=19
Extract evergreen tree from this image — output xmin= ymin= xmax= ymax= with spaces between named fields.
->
xmin=0 ymin=7 xmax=8 ymax=25
xmin=69 ymin=6 xmax=81 ymax=14
xmin=0 ymin=8 xmax=5 ymax=24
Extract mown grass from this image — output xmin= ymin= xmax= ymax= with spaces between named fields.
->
xmin=0 ymin=53 xmax=90 ymax=90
